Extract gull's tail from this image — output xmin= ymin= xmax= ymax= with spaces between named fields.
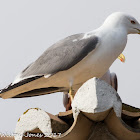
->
xmin=0 ymin=76 xmax=67 ymax=99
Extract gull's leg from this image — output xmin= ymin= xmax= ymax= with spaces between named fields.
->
xmin=63 ymin=87 xmax=76 ymax=111
xmin=69 ymin=86 xmax=75 ymax=102
xmin=63 ymin=92 xmax=72 ymax=111
xmin=66 ymin=97 xmax=72 ymax=111
xmin=118 ymin=53 xmax=125 ymax=62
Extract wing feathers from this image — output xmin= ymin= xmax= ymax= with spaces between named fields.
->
xmin=1 ymin=33 xmax=99 ymax=98
xmin=20 ymin=33 xmax=98 ymax=79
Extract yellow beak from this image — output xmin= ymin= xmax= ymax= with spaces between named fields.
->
xmin=118 ymin=53 xmax=125 ymax=63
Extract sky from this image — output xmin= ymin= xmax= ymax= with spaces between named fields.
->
xmin=0 ymin=0 xmax=140 ymax=134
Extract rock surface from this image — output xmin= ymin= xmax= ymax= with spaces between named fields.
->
xmin=0 ymin=78 xmax=139 ymax=140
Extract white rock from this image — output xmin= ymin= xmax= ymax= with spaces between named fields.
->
xmin=72 ymin=78 xmax=122 ymax=119
xmin=14 ymin=108 xmax=52 ymax=140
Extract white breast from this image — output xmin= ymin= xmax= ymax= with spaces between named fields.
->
xmin=65 ymin=29 xmax=127 ymax=85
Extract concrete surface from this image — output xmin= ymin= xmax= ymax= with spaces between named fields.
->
xmin=0 ymin=78 xmax=139 ymax=140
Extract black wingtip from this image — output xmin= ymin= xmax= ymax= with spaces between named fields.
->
xmin=0 ymin=89 xmax=2 ymax=96
xmin=0 ymin=76 xmax=43 ymax=94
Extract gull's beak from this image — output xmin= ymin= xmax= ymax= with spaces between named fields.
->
xmin=137 ymin=23 xmax=140 ymax=34
xmin=134 ymin=27 xmax=140 ymax=34
xmin=118 ymin=53 xmax=125 ymax=63
xmin=137 ymin=29 xmax=140 ymax=34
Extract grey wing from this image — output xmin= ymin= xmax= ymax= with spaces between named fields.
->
xmin=19 ymin=33 xmax=99 ymax=80
xmin=0 ymin=33 xmax=99 ymax=97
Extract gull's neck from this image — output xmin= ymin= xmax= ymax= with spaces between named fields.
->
xmin=83 ymin=23 xmax=128 ymax=44
xmin=94 ymin=23 xmax=128 ymax=38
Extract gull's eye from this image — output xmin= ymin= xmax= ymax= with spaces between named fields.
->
xmin=131 ymin=20 xmax=136 ymax=24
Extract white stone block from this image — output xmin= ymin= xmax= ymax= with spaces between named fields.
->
xmin=72 ymin=78 xmax=122 ymax=119
xmin=14 ymin=108 xmax=52 ymax=140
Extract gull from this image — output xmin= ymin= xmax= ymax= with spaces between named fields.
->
xmin=1 ymin=12 xmax=140 ymax=100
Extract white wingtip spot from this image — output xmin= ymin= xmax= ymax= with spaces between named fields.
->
xmin=44 ymin=74 xmax=51 ymax=79
xmin=12 ymin=74 xmax=42 ymax=85
xmin=12 ymin=73 xmax=22 ymax=85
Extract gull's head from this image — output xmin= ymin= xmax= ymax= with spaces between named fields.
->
xmin=103 ymin=12 xmax=140 ymax=34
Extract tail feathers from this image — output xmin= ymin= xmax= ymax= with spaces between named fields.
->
xmin=0 ymin=83 xmax=12 ymax=94
xmin=0 ymin=75 xmax=68 ymax=99
xmin=0 ymin=76 xmax=43 ymax=94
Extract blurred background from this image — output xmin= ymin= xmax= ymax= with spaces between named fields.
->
xmin=0 ymin=0 xmax=139 ymax=134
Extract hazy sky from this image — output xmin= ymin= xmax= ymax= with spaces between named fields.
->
xmin=0 ymin=0 xmax=140 ymax=133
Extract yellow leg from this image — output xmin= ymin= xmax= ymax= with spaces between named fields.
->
xmin=118 ymin=53 xmax=125 ymax=62
xmin=69 ymin=87 xmax=75 ymax=101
